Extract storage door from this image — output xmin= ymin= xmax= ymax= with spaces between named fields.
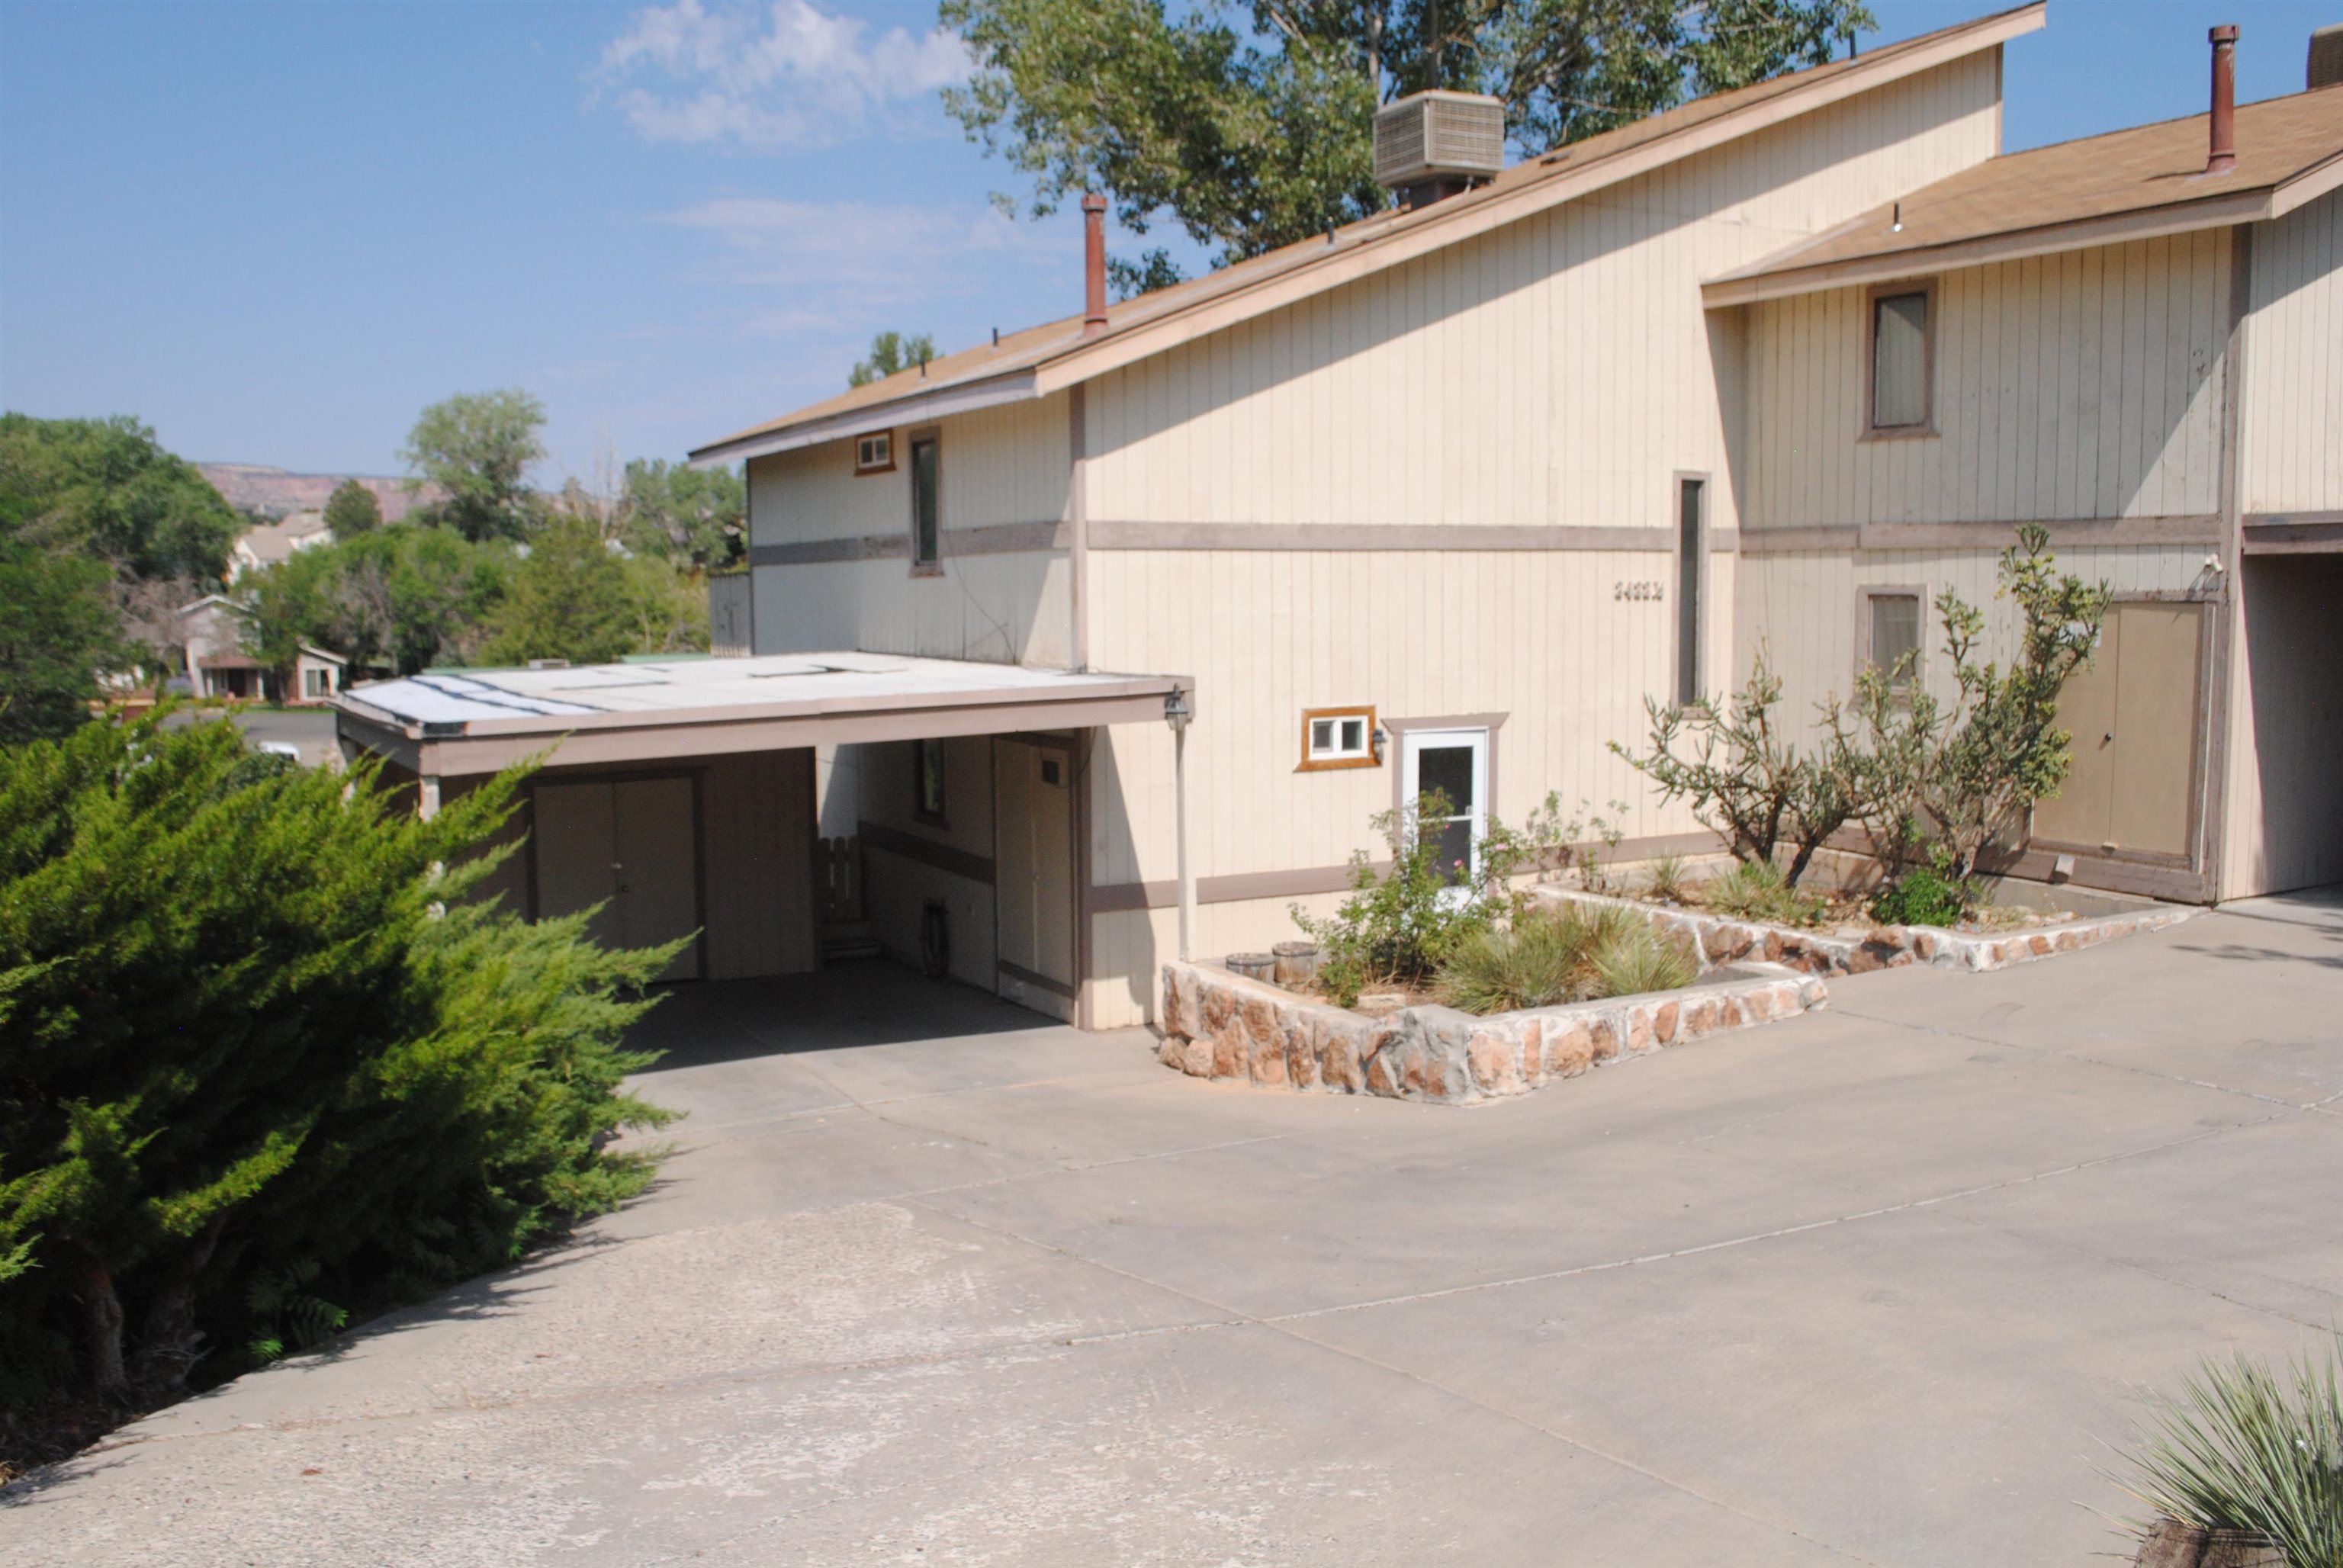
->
xmin=533 ymin=782 xmax=621 ymax=949
xmin=612 ymin=776 xmax=701 ymax=982
xmin=2032 ymin=603 xmax=2203 ymax=859
xmin=993 ymin=741 xmax=1076 ymax=1016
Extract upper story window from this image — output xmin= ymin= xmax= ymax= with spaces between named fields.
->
xmin=1676 ymin=475 xmax=1705 ymax=707
xmin=909 ymin=433 xmax=941 ymax=571
xmin=854 ymin=431 xmax=893 ymax=474
xmin=1866 ymin=283 xmax=1934 ymax=434
xmin=1863 ymin=588 xmax=1924 ymax=691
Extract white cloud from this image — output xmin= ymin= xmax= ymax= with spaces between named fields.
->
xmin=596 ymin=0 xmax=970 ymax=149
xmin=660 ymin=197 xmax=1058 ymax=310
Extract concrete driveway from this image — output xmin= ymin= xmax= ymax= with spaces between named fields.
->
xmin=6 ymin=893 xmax=2340 ymax=1566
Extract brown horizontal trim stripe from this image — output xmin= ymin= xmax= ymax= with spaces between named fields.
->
xmin=2241 ymin=521 xmax=2343 ymax=555
xmin=1088 ymin=522 xmax=1739 ymax=554
xmin=1089 ymin=830 xmax=1724 ymax=913
xmin=859 ymin=819 xmax=995 ymax=886
xmin=1741 ymin=515 xmax=2222 ymax=555
xmin=995 ymin=958 xmax=1078 ymax=1000
xmin=748 ymin=521 xmax=1072 ymax=569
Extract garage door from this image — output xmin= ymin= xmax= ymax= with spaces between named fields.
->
xmin=2032 ymin=602 xmax=2204 ymax=860
xmin=533 ymin=776 xmax=702 ymax=982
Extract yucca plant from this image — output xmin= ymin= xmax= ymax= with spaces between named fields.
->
xmin=1644 ymin=850 xmax=1691 ymax=904
xmin=1587 ymin=921 xmax=1700 ymax=998
xmin=1434 ymin=904 xmax=1694 ymax=1015
xmin=2113 ymin=1332 xmax=2343 ymax=1567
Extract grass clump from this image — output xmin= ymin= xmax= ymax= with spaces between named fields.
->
xmin=1701 ymin=859 xmax=1827 ymax=928
xmin=2113 ymin=1329 xmax=2343 ymax=1568
xmin=1644 ymin=850 xmax=1691 ymax=903
xmin=1435 ymin=904 xmax=1699 ymax=1016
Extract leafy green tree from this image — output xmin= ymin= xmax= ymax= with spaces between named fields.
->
xmin=0 ymin=413 xmax=242 ymax=583
xmin=620 ymin=458 xmax=745 ymax=567
xmin=320 ymin=478 xmax=383 ymax=538
xmin=942 ymin=0 xmax=1872 ymax=267
xmin=0 ymin=531 xmax=124 ymax=744
xmin=480 ymin=513 xmax=639 ymax=667
xmin=0 ymin=717 xmax=675 ymax=1405
xmin=241 ymin=526 xmax=513 ymax=678
xmin=848 ymin=330 xmax=938 ymax=387
xmin=400 ymin=390 xmax=547 ymax=543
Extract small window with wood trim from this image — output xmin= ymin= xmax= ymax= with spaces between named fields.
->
xmin=854 ymin=431 xmax=893 ymax=474
xmin=1299 ymin=706 xmax=1377 ymax=771
xmin=1862 ymin=587 xmax=1925 ymax=692
xmin=1866 ymin=282 xmax=1935 ymax=435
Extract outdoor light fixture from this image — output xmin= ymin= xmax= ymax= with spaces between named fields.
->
xmin=1163 ymin=689 xmax=1191 ymax=734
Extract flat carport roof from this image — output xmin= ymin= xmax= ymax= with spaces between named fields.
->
xmin=333 ymin=652 xmax=1194 ymax=779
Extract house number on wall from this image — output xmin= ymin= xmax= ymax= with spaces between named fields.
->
xmin=1614 ymin=580 xmax=1665 ymax=602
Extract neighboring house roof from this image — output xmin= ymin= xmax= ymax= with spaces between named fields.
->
xmin=297 ymin=644 xmax=347 ymax=666
xmin=689 ymin=2 xmax=2046 ymax=467
xmin=1705 ymin=84 xmax=2343 ymax=303
xmin=233 ymin=509 xmax=333 ymax=571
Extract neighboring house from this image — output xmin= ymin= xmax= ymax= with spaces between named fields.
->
xmin=179 ymin=596 xmax=346 ymax=705
xmin=334 ymin=4 xmax=2342 ymax=1030
xmin=230 ymin=509 xmax=333 ymax=580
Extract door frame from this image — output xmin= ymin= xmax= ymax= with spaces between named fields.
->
xmin=2028 ymin=593 xmax=2213 ymax=872
xmin=1394 ymin=724 xmax=1493 ymax=892
xmin=524 ymin=766 xmax=710 ymax=982
xmin=990 ymin=732 xmax=1081 ymax=1013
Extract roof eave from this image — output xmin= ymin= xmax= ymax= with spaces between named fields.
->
xmin=686 ymin=369 xmax=1043 ymax=468
xmin=1699 ymin=186 xmax=2276 ymax=306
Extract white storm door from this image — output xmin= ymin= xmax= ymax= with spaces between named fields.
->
xmin=612 ymin=776 xmax=700 ymax=982
xmin=1400 ymin=728 xmax=1488 ymax=892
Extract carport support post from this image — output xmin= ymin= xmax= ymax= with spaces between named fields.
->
xmin=417 ymin=774 xmax=441 ymax=821
xmin=1165 ymin=690 xmax=1194 ymax=961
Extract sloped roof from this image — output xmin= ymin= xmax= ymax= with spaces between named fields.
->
xmin=690 ymin=2 xmax=2045 ymax=466
xmin=1706 ymin=82 xmax=2343 ymax=301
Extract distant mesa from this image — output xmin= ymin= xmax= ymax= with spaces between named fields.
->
xmin=198 ymin=461 xmax=443 ymax=525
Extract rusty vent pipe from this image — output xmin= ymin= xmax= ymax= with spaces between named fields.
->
xmin=2207 ymin=25 xmax=2239 ymax=175
xmin=1082 ymin=194 xmax=1108 ymax=337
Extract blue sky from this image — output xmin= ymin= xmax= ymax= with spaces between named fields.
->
xmin=0 ymin=0 xmax=2332 ymax=484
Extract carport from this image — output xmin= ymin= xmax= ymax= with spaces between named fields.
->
xmin=333 ymin=653 xmax=1196 ymax=1023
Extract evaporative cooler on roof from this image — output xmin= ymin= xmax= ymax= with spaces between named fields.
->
xmin=1372 ymin=91 xmax=1505 ymax=207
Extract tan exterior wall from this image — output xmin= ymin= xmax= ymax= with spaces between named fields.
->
xmin=1081 ymin=53 xmax=2002 ymax=540
xmin=2239 ymin=189 xmax=2343 ymax=515
xmin=1739 ymin=230 xmax=2233 ymax=529
xmin=854 ymin=734 xmax=1000 ymax=991
xmin=747 ymin=392 xmax=1075 ymax=667
xmin=2219 ymin=556 xmax=2343 ymax=898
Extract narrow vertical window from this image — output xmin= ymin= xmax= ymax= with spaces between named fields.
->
xmin=1866 ymin=591 xmax=1923 ymax=690
xmin=1869 ymin=288 xmax=1932 ymax=430
xmin=910 ymin=435 xmax=940 ymax=568
xmin=913 ymin=737 xmax=947 ymax=824
xmin=1676 ymin=477 xmax=1704 ymax=707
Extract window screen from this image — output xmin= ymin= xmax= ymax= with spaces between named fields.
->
xmin=1676 ymin=478 xmax=1704 ymax=707
xmin=910 ymin=437 xmax=940 ymax=564
xmin=1872 ymin=291 xmax=1930 ymax=429
xmin=1869 ymin=593 xmax=1922 ymax=686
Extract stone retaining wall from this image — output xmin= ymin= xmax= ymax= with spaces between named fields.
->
xmin=1532 ymin=887 xmax=2194 ymax=978
xmin=1158 ymin=959 xmax=1827 ymax=1105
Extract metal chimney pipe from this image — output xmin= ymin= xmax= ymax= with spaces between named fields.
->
xmin=1081 ymin=193 xmax=1108 ymax=338
xmin=2207 ymin=25 xmax=2239 ymax=175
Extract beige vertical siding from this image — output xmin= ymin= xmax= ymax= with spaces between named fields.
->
xmin=1082 ymin=53 xmax=2001 ymax=538
xmin=1741 ymin=231 xmax=2233 ymax=528
xmin=748 ymin=393 xmax=1075 ymax=666
xmin=2219 ymin=556 xmax=2343 ymax=898
xmin=854 ymin=734 xmax=999 ymax=991
xmin=699 ymin=748 xmax=817 ymax=981
xmin=2240 ymin=190 xmax=2343 ymax=514
xmin=1736 ymin=544 xmax=2215 ymax=745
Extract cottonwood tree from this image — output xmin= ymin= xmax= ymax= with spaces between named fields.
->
xmin=622 ymin=458 xmax=744 ymax=567
xmin=942 ymin=0 xmax=1875 ymax=272
xmin=0 ymin=413 xmax=242 ymax=583
xmin=848 ymin=330 xmax=937 ymax=387
xmin=400 ymin=390 xmax=547 ymax=543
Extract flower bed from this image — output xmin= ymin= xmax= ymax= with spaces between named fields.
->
xmin=1156 ymin=957 xmax=1826 ymax=1105
xmin=1532 ymin=884 xmax=2194 ymax=978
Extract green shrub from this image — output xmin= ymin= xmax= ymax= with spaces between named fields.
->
xmin=1587 ymin=921 xmax=1700 ymax=998
xmin=1433 ymin=903 xmax=1696 ymax=1015
xmin=1702 ymin=859 xmax=1826 ymax=927
xmin=1290 ymin=789 xmax=1486 ymax=1007
xmin=1869 ymin=864 xmax=1971 ymax=928
xmin=0 ymin=713 xmax=677 ymax=1411
xmin=2114 ymin=1329 xmax=2343 ymax=1568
